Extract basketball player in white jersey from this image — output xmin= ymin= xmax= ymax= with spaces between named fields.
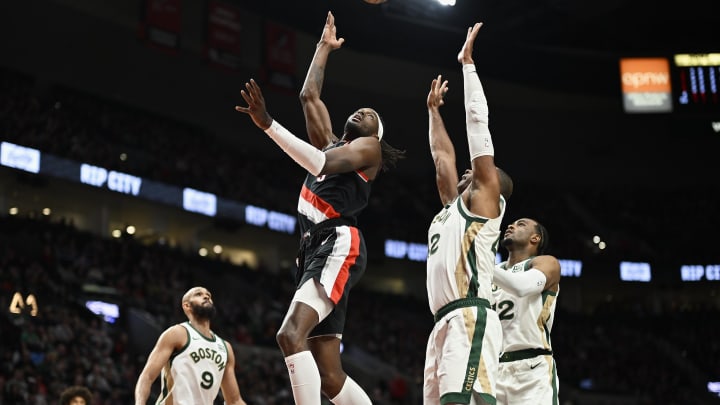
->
xmin=134 ymin=286 xmax=247 ymax=405
xmin=493 ymin=218 xmax=561 ymax=404
xmin=424 ymin=22 xmax=513 ymax=405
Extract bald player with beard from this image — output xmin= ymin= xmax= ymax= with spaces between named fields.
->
xmin=134 ymin=286 xmax=247 ymax=405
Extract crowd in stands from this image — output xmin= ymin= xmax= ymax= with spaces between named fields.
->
xmin=2 ymin=213 xmax=719 ymax=404
xmin=4 ymin=66 xmax=718 ymax=268
xmin=0 ymin=68 xmax=304 ymax=216
xmin=2 ymin=67 xmax=720 ymax=404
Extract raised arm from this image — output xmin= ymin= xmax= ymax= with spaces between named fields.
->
xmin=299 ymin=11 xmax=345 ymax=149
xmin=459 ymin=23 xmax=501 ymax=218
xmin=427 ymin=75 xmax=459 ymax=205
xmin=236 ymin=79 xmax=327 ymax=176
xmin=134 ymin=325 xmax=185 ymax=405
xmin=236 ymin=79 xmax=378 ymax=177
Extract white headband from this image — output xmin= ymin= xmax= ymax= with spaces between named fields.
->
xmin=377 ymin=115 xmax=384 ymax=141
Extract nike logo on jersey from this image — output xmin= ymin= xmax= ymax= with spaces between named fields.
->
xmin=445 ymin=315 xmax=458 ymax=324
xmin=530 ymin=362 xmax=542 ymax=369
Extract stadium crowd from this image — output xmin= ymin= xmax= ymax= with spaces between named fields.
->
xmin=2 ymin=67 xmax=719 ymax=404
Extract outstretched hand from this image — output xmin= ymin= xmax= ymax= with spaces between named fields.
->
xmin=457 ymin=22 xmax=482 ymax=65
xmin=427 ymin=75 xmax=449 ymax=110
xmin=319 ymin=11 xmax=345 ymax=50
xmin=235 ymin=79 xmax=273 ymax=130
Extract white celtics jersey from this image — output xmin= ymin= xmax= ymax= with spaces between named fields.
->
xmin=493 ymin=258 xmax=558 ymax=352
xmin=157 ymin=322 xmax=229 ymax=405
xmin=426 ymin=195 xmax=506 ymax=315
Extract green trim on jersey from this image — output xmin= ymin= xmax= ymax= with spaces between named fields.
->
xmin=169 ymin=324 xmax=192 ymax=364
xmin=186 ymin=321 xmax=217 ymax=342
xmin=456 ymin=197 xmax=490 ymax=299
xmin=455 ymin=196 xmax=490 ymax=224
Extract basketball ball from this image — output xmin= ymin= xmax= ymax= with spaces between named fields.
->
xmin=363 ymin=0 xmax=387 ymax=4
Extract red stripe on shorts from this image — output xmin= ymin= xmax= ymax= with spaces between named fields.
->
xmin=330 ymin=226 xmax=360 ymax=303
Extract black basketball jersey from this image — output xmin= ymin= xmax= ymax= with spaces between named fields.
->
xmin=296 ymin=140 xmax=373 ymax=235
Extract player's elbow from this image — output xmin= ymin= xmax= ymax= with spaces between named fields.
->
xmin=299 ymin=87 xmax=320 ymax=104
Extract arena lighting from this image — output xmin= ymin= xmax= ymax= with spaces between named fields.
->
xmin=559 ymin=259 xmax=583 ymax=277
xmin=0 ymin=141 xmax=297 ymax=235
xmin=183 ymin=187 xmax=217 ymax=217
xmin=245 ymin=204 xmax=296 ymax=234
xmin=384 ymin=239 xmax=428 ymax=262
xmin=680 ymin=264 xmax=720 ymax=281
xmin=382 ymin=0 xmax=463 ymax=34
xmin=708 ymin=381 xmax=720 ymax=397
xmin=0 ymin=141 xmax=40 ymax=173
xmin=80 ymin=163 xmax=142 ymax=196
xmin=85 ymin=300 xmax=120 ymax=324
xmin=620 ymin=261 xmax=652 ymax=282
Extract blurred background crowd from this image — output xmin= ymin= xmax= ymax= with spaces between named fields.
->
xmin=1 ymin=0 xmax=719 ymax=404
xmin=2 ymin=65 xmax=719 ymax=404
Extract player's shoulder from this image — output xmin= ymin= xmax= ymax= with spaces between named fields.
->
xmin=153 ymin=323 xmax=190 ymax=350
xmin=164 ymin=323 xmax=185 ymax=332
xmin=530 ymin=255 xmax=561 ymax=272
xmin=169 ymin=322 xmax=190 ymax=331
xmin=164 ymin=323 xmax=190 ymax=341
xmin=538 ymin=254 xmax=560 ymax=262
